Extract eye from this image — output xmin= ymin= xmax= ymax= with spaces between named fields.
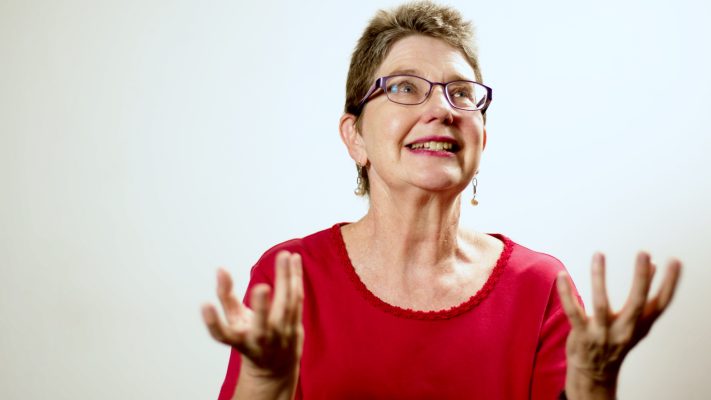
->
xmin=388 ymin=82 xmax=417 ymax=94
xmin=449 ymin=85 xmax=473 ymax=100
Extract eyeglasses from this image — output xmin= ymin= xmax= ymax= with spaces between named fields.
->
xmin=357 ymin=74 xmax=493 ymax=113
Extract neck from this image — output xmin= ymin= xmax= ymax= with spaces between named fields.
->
xmin=355 ymin=185 xmax=467 ymax=273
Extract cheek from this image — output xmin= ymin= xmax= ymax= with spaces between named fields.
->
xmin=384 ymin=116 xmax=413 ymax=144
xmin=365 ymin=108 xmax=417 ymax=147
xmin=463 ymin=117 xmax=485 ymax=145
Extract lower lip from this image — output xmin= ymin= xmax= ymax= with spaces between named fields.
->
xmin=407 ymin=148 xmax=456 ymax=158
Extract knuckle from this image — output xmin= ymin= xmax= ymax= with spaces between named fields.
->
xmin=591 ymin=336 xmax=607 ymax=347
xmin=618 ymin=332 xmax=633 ymax=346
xmin=590 ymin=329 xmax=609 ymax=346
xmin=251 ymin=328 xmax=265 ymax=342
xmin=266 ymin=319 xmax=281 ymax=333
xmin=593 ymin=300 xmax=609 ymax=312
xmin=282 ymin=325 xmax=294 ymax=341
xmin=208 ymin=329 xmax=225 ymax=343
xmin=611 ymin=326 xmax=633 ymax=345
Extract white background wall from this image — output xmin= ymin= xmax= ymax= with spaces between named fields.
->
xmin=1 ymin=0 xmax=709 ymax=398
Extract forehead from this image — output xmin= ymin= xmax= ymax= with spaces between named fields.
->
xmin=375 ymin=35 xmax=476 ymax=81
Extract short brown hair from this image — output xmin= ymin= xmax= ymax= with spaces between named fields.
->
xmin=345 ymin=1 xmax=484 ymax=196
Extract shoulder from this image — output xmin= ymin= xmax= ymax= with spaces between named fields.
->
xmin=510 ymin=239 xmax=567 ymax=273
xmin=494 ymin=235 xmax=581 ymax=315
xmin=460 ymin=229 xmax=566 ymax=276
xmin=494 ymin=234 xmax=569 ymax=287
xmin=249 ymin=223 xmax=344 ymax=281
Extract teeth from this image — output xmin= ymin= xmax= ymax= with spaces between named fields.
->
xmin=410 ymin=141 xmax=454 ymax=151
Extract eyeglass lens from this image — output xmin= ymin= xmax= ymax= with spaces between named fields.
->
xmin=384 ymin=75 xmax=487 ymax=110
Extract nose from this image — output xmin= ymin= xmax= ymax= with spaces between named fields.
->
xmin=421 ymin=83 xmax=455 ymax=123
xmin=428 ymin=83 xmax=450 ymax=106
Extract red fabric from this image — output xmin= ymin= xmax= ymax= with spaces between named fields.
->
xmin=218 ymin=223 xmax=580 ymax=399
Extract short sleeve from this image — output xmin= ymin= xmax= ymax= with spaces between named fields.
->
xmin=530 ymin=277 xmax=583 ymax=400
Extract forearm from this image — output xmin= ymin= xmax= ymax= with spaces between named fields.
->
xmin=233 ymin=357 xmax=299 ymax=400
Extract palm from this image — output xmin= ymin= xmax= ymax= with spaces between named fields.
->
xmin=202 ymin=251 xmax=305 ymax=377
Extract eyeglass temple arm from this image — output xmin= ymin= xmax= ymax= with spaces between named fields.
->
xmin=357 ymin=78 xmax=384 ymax=110
xmin=479 ymin=87 xmax=493 ymax=113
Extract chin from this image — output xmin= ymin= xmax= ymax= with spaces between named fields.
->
xmin=412 ymin=177 xmax=466 ymax=194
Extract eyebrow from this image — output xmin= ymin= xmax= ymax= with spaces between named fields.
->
xmin=384 ymin=68 xmax=471 ymax=82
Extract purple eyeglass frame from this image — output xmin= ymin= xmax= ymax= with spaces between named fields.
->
xmin=356 ymin=74 xmax=493 ymax=114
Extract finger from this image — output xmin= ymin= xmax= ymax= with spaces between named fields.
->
xmin=590 ymin=252 xmax=610 ymax=326
xmin=652 ymin=259 xmax=682 ymax=315
xmin=250 ymin=283 xmax=272 ymax=339
xmin=284 ymin=254 xmax=300 ymax=328
xmin=202 ymin=303 xmax=239 ymax=344
xmin=639 ymin=262 xmax=657 ymax=319
xmin=619 ymin=252 xmax=655 ymax=322
xmin=556 ymin=272 xmax=586 ymax=329
xmin=216 ymin=268 xmax=243 ymax=324
xmin=282 ymin=254 xmax=298 ymax=329
xmin=269 ymin=251 xmax=291 ymax=328
xmin=288 ymin=253 xmax=303 ymax=327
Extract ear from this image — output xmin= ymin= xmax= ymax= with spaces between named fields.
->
xmin=339 ymin=113 xmax=368 ymax=165
xmin=482 ymin=127 xmax=487 ymax=151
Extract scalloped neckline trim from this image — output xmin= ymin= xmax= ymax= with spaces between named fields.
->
xmin=330 ymin=222 xmax=513 ymax=320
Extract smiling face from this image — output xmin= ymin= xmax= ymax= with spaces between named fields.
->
xmin=342 ymin=34 xmax=487 ymax=198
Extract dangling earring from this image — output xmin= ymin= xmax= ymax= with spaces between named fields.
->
xmin=354 ymin=163 xmax=366 ymax=196
xmin=470 ymin=176 xmax=479 ymax=206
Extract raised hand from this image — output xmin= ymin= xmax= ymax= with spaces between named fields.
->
xmin=202 ymin=251 xmax=305 ymax=379
xmin=556 ymin=252 xmax=682 ymax=399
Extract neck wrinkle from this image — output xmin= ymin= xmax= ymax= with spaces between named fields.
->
xmin=357 ymin=187 xmax=468 ymax=275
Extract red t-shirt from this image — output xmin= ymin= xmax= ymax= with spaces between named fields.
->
xmin=218 ymin=223 xmax=579 ymax=399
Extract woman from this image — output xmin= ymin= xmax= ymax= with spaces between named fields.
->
xmin=202 ymin=2 xmax=682 ymax=399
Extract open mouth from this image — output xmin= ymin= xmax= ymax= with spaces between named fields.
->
xmin=405 ymin=139 xmax=460 ymax=153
